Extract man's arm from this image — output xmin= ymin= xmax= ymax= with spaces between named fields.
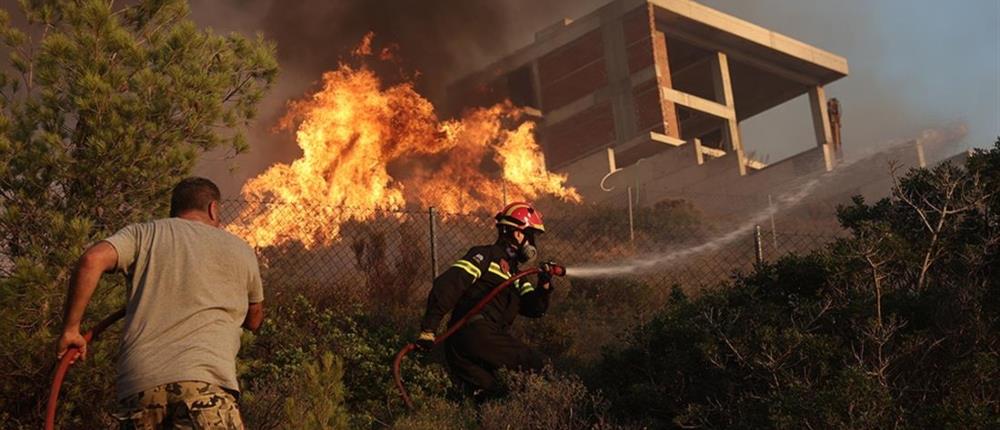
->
xmin=243 ymin=302 xmax=264 ymax=332
xmin=57 ymin=241 xmax=119 ymax=362
xmin=244 ymin=249 xmax=265 ymax=332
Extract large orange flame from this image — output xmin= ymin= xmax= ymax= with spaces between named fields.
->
xmin=231 ymin=47 xmax=579 ymax=248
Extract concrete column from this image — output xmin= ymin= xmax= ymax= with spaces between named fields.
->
xmin=652 ymin=29 xmax=680 ymax=138
xmin=693 ymin=137 xmax=705 ymax=165
xmin=710 ymin=51 xmax=747 ymax=176
xmin=916 ymin=140 xmax=927 ymax=168
xmin=808 ymin=86 xmax=835 ymax=171
xmin=600 ymin=2 xmax=638 ymax=146
xmin=530 ymin=60 xmax=545 ymax=111
xmin=530 ymin=60 xmax=547 ymax=153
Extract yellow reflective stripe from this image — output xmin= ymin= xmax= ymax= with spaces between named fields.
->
xmin=488 ymin=262 xmax=510 ymax=279
xmin=519 ymin=281 xmax=535 ymax=295
xmin=451 ymin=260 xmax=481 ymax=279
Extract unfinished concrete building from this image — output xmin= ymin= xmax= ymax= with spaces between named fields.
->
xmin=448 ymin=0 xmax=850 ymax=206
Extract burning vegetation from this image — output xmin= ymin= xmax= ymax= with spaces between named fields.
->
xmin=231 ymin=34 xmax=579 ymax=248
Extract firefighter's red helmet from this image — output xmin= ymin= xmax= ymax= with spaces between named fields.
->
xmin=495 ymin=202 xmax=545 ymax=233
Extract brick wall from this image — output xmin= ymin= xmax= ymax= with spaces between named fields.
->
xmin=537 ymin=29 xmax=608 ymax=111
xmin=447 ymin=2 xmax=685 ymax=170
xmin=543 ymin=102 xmax=616 ymax=167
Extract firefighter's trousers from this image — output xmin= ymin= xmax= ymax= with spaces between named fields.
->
xmin=444 ymin=318 xmax=546 ymax=394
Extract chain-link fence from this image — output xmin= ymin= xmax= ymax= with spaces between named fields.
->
xmin=219 ymin=199 xmax=844 ymax=302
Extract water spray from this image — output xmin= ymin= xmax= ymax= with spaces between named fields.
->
xmin=565 ymin=123 xmax=967 ymax=278
xmin=565 ymin=177 xmax=820 ymax=278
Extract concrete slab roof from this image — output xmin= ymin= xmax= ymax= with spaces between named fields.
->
xmin=450 ymin=0 xmax=848 ymax=107
xmin=649 ymin=0 xmax=848 ymax=85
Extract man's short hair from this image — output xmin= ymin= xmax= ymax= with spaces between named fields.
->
xmin=170 ymin=177 xmax=222 ymax=217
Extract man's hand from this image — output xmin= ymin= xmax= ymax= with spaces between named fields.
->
xmin=243 ymin=302 xmax=265 ymax=332
xmin=57 ymin=330 xmax=88 ymax=363
xmin=415 ymin=331 xmax=436 ymax=352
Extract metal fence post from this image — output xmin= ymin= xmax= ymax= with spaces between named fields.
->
xmin=429 ymin=207 xmax=438 ymax=280
xmin=627 ymin=186 xmax=635 ymax=243
xmin=768 ymin=194 xmax=778 ymax=249
xmin=753 ymin=224 xmax=763 ymax=265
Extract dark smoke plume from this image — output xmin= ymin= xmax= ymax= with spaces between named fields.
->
xmin=240 ymin=1 xmax=520 ymax=104
xmin=195 ymin=0 xmax=607 ymax=105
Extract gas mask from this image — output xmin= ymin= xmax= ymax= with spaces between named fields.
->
xmin=514 ymin=229 xmax=538 ymax=264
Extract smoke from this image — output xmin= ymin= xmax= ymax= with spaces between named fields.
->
xmin=245 ymin=0 xmax=616 ymax=101
xmin=189 ymin=0 xmax=620 ymax=109
xmin=251 ymin=2 xmax=497 ymax=102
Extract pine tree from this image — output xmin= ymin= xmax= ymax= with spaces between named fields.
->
xmin=0 ymin=0 xmax=277 ymax=426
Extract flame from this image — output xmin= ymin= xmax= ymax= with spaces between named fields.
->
xmin=352 ymin=31 xmax=374 ymax=57
xmin=231 ymin=41 xmax=579 ymax=249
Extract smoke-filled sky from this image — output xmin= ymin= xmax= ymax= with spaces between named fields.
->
xmin=138 ymin=1 xmax=1000 ymax=195
xmin=188 ymin=0 xmax=999 ymax=196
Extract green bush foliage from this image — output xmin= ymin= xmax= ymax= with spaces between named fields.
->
xmin=238 ymin=295 xmax=453 ymax=428
xmin=480 ymin=368 xmax=620 ymax=430
xmin=281 ymin=352 xmax=350 ymax=430
xmin=388 ymin=398 xmax=476 ymax=430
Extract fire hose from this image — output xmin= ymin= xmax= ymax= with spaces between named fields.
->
xmin=45 ymin=307 xmax=126 ymax=430
xmin=392 ymin=263 xmax=566 ymax=409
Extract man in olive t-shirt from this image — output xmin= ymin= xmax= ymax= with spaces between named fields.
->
xmin=57 ymin=177 xmax=264 ymax=429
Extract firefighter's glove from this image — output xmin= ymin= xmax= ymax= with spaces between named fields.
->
xmin=538 ymin=261 xmax=558 ymax=288
xmin=538 ymin=270 xmax=552 ymax=288
xmin=415 ymin=331 xmax=436 ymax=352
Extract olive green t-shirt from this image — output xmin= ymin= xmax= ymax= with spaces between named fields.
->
xmin=104 ymin=218 xmax=263 ymax=399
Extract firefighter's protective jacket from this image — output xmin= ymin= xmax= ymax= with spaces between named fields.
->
xmin=421 ymin=243 xmax=551 ymax=332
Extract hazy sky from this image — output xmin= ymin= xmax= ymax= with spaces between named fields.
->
xmin=697 ymin=0 xmax=1000 ymax=163
xmin=186 ymin=0 xmax=998 ymax=195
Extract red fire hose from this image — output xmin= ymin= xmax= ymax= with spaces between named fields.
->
xmin=45 ymin=308 xmax=126 ymax=430
xmin=392 ymin=263 xmax=565 ymax=409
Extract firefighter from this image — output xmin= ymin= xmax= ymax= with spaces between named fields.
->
xmin=417 ymin=201 xmax=555 ymax=400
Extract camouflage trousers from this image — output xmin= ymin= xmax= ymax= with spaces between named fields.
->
xmin=113 ymin=381 xmax=244 ymax=430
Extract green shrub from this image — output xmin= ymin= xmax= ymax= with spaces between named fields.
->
xmin=282 ymin=352 xmax=350 ymax=430
xmin=389 ymin=398 xmax=476 ymax=430
xmin=480 ymin=368 xmax=621 ymax=430
xmin=238 ymin=295 xmax=452 ymax=428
